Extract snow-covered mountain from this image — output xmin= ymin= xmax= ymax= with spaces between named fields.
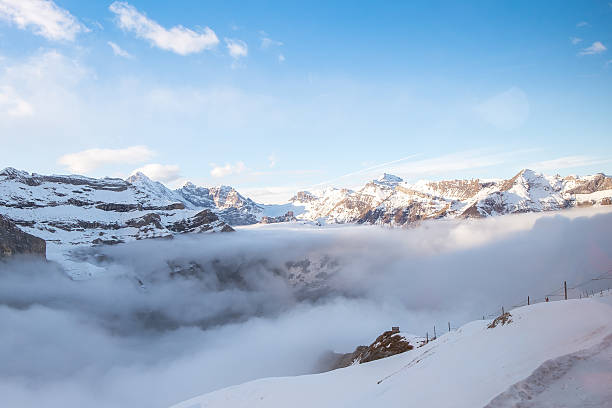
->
xmin=291 ymin=169 xmax=612 ymax=226
xmin=1 ymin=167 xmax=611 ymax=251
xmin=0 ymin=168 xmax=233 ymax=250
xmin=171 ymin=295 xmax=612 ymax=408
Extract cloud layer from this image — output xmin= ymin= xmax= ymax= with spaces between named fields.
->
xmin=109 ymin=1 xmax=218 ymax=55
xmin=131 ymin=163 xmax=181 ymax=182
xmin=0 ymin=209 xmax=611 ymax=407
xmin=58 ymin=145 xmax=155 ymax=173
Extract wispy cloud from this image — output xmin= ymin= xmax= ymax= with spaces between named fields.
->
xmin=58 ymin=145 xmax=155 ymax=173
xmin=578 ymin=41 xmax=607 ymax=56
xmin=109 ymin=1 xmax=218 ymax=56
xmin=210 ymin=161 xmax=246 ymax=178
xmin=0 ymin=0 xmax=88 ymax=41
xmin=225 ymin=38 xmax=248 ymax=59
xmin=131 ymin=163 xmax=181 ymax=182
xmin=529 ymin=155 xmax=611 ymax=171
xmin=278 ymin=54 xmax=286 ymax=63
xmin=576 ymin=21 xmax=590 ymax=28
xmin=107 ymin=41 xmax=133 ymax=59
xmin=259 ymin=31 xmax=283 ymax=49
xmin=570 ymin=37 xmax=582 ymax=45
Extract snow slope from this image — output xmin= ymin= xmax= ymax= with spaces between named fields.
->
xmin=170 ymin=296 xmax=612 ymax=408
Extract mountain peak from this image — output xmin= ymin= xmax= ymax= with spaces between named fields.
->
xmin=126 ymin=171 xmax=153 ymax=184
xmin=374 ymin=173 xmax=403 ymax=187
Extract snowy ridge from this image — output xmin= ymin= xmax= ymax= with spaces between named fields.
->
xmin=1 ymin=167 xmax=611 ymax=251
xmin=170 ymin=296 xmax=612 ymax=408
xmin=291 ymin=169 xmax=612 ymax=225
xmin=0 ymin=168 xmax=232 ymax=253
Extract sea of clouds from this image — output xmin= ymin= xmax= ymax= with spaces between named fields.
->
xmin=1 ymin=207 xmax=611 ymax=407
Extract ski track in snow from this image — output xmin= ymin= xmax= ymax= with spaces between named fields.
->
xmin=485 ymin=333 xmax=612 ymax=408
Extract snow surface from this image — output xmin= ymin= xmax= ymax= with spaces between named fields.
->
xmin=170 ymin=295 xmax=612 ymax=408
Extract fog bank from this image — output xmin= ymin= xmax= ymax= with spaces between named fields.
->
xmin=1 ymin=208 xmax=611 ymax=407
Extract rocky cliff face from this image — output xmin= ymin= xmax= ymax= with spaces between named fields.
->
xmin=0 ymin=214 xmax=46 ymax=259
xmin=318 ymin=328 xmax=415 ymax=372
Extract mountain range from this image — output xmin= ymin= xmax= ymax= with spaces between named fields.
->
xmin=1 ymin=166 xmax=611 ymax=253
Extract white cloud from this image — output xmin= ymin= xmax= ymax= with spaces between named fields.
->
xmin=0 ymin=86 xmax=33 ymax=117
xmin=576 ymin=21 xmax=590 ymax=28
xmin=570 ymin=37 xmax=582 ymax=45
xmin=107 ymin=41 xmax=133 ymax=59
xmin=210 ymin=161 xmax=246 ymax=178
xmin=529 ymin=155 xmax=611 ymax=171
xmin=260 ymin=31 xmax=283 ymax=49
xmin=278 ymin=54 xmax=286 ymax=63
xmin=58 ymin=145 xmax=155 ymax=173
xmin=108 ymin=1 xmax=218 ymax=56
xmin=578 ymin=41 xmax=607 ymax=56
xmin=131 ymin=163 xmax=180 ymax=182
xmin=225 ymin=38 xmax=248 ymax=59
xmin=0 ymin=0 xmax=87 ymax=41
xmin=475 ymin=87 xmax=529 ymax=130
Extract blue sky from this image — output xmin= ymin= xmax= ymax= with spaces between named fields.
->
xmin=0 ymin=0 xmax=611 ymax=202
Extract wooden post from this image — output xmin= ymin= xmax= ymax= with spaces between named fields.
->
xmin=564 ymin=281 xmax=567 ymax=300
xmin=433 ymin=325 xmax=436 ymax=339
xmin=426 ymin=332 xmax=428 ymax=343
xmin=448 ymin=322 xmax=451 ymax=332
xmin=527 ymin=296 xmax=530 ymax=305
xmin=502 ymin=306 xmax=505 ymax=315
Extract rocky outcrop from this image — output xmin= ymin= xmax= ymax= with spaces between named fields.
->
xmin=320 ymin=328 xmax=414 ymax=372
xmin=0 ymin=215 xmax=46 ymax=259
xmin=170 ymin=210 xmax=234 ymax=233
xmin=260 ymin=211 xmax=297 ymax=224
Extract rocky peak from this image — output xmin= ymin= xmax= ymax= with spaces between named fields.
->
xmin=125 ymin=171 xmax=152 ymax=184
xmin=374 ymin=173 xmax=403 ymax=188
xmin=290 ymin=191 xmax=317 ymax=204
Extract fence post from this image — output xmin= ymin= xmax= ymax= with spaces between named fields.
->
xmin=433 ymin=325 xmax=436 ymax=340
xmin=528 ymin=295 xmax=530 ymax=305
xmin=448 ymin=322 xmax=451 ymax=332
xmin=426 ymin=332 xmax=428 ymax=343
xmin=564 ymin=281 xmax=567 ymax=300
xmin=502 ymin=306 xmax=505 ymax=315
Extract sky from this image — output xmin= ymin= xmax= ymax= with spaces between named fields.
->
xmin=0 ymin=0 xmax=611 ymax=203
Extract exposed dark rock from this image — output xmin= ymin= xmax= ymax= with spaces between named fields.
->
xmin=126 ymin=213 xmax=163 ymax=230
xmin=0 ymin=215 xmax=46 ymax=259
xmin=320 ymin=328 xmax=414 ymax=372
xmin=95 ymin=203 xmax=141 ymax=212
xmin=567 ymin=174 xmax=612 ymax=194
xmin=488 ymin=312 xmax=512 ymax=328
xmin=169 ymin=210 xmax=233 ymax=233
xmin=461 ymin=203 xmax=484 ymax=218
